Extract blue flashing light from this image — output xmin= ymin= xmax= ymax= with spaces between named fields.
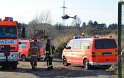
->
xmin=73 ymin=36 xmax=81 ymax=39
xmin=19 ymin=38 xmax=25 ymax=40
xmin=9 ymin=17 xmax=13 ymax=21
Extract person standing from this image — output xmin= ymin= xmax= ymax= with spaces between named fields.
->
xmin=45 ymin=39 xmax=55 ymax=70
xmin=29 ymin=39 xmax=40 ymax=71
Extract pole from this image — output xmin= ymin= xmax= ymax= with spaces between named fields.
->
xmin=118 ymin=2 xmax=122 ymax=78
xmin=62 ymin=0 xmax=67 ymax=26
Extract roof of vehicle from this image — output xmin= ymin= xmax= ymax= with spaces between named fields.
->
xmin=19 ymin=39 xmax=42 ymax=42
xmin=0 ymin=17 xmax=17 ymax=26
xmin=0 ymin=21 xmax=17 ymax=26
xmin=71 ymin=36 xmax=115 ymax=41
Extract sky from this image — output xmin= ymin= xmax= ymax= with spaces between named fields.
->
xmin=0 ymin=0 xmax=119 ymax=26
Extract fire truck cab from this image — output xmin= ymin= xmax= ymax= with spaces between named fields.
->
xmin=0 ymin=17 xmax=19 ymax=69
xmin=62 ymin=36 xmax=118 ymax=70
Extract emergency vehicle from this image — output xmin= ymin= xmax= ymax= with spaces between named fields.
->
xmin=19 ymin=40 xmax=45 ymax=61
xmin=0 ymin=17 xmax=19 ymax=69
xmin=62 ymin=36 xmax=118 ymax=70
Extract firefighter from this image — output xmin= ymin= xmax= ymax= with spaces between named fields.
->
xmin=45 ymin=39 xmax=55 ymax=70
xmin=29 ymin=39 xmax=40 ymax=71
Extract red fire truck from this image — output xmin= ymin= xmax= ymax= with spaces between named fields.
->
xmin=0 ymin=17 xmax=19 ymax=69
xmin=19 ymin=39 xmax=45 ymax=61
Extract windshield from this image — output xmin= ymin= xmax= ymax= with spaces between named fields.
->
xmin=95 ymin=39 xmax=117 ymax=49
xmin=30 ymin=42 xmax=42 ymax=47
xmin=20 ymin=42 xmax=27 ymax=48
xmin=0 ymin=26 xmax=17 ymax=38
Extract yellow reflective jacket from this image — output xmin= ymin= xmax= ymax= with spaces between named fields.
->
xmin=29 ymin=44 xmax=40 ymax=56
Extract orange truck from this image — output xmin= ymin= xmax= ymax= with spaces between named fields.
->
xmin=19 ymin=40 xmax=45 ymax=61
xmin=0 ymin=17 xmax=19 ymax=69
xmin=62 ymin=36 xmax=118 ymax=70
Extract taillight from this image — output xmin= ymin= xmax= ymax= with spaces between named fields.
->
xmin=92 ymin=52 xmax=96 ymax=57
xmin=115 ymin=50 xmax=118 ymax=56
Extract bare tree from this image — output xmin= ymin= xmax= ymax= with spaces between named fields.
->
xmin=27 ymin=19 xmax=39 ymax=38
xmin=71 ymin=16 xmax=81 ymax=27
xmin=38 ymin=11 xmax=52 ymax=24
xmin=26 ymin=11 xmax=52 ymax=38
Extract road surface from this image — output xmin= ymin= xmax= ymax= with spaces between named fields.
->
xmin=0 ymin=59 xmax=117 ymax=78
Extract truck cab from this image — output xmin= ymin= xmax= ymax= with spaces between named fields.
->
xmin=0 ymin=17 xmax=19 ymax=69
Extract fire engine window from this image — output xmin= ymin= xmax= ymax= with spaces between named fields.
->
xmin=81 ymin=40 xmax=90 ymax=50
xmin=73 ymin=40 xmax=82 ymax=49
xmin=0 ymin=26 xmax=17 ymax=38
xmin=20 ymin=42 xmax=27 ymax=48
xmin=95 ymin=39 xmax=117 ymax=49
xmin=30 ymin=42 xmax=42 ymax=47
xmin=66 ymin=40 xmax=73 ymax=48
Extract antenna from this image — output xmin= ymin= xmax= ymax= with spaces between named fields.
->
xmin=36 ymin=11 xmax=38 ymax=20
xmin=61 ymin=0 xmax=67 ymax=26
xmin=62 ymin=0 xmax=67 ymax=16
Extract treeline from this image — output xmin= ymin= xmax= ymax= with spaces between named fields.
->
xmin=18 ymin=19 xmax=123 ymax=58
xmin=54 ymin=20 xmax=118 ymax=36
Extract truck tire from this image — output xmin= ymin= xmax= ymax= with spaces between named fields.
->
xmin=63 ymin=57 xmax=70 ymax=66
xmin=104 ymin=65 xmax=111 ymax=69
xmin=2 ymin=65 xmax=8 ymax=69
xmin=84 ymin=59 xmax=90 ymax=70
xmin=12 ymin=62 xmax=17 ymax=70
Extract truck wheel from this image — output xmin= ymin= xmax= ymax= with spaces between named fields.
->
xmin=63 ymin=57 xmax=69 ymax=66
xmin=104 ymin=65 xmax=111 ymax=69
xmin=12 ymin=62 xmax=17 ymax=70
xmin=22 ymin=55 xmax=26 ymax=62
xmin=84 ymin=59 xmax=90 ymax=70
xmin=2 ymin=65 xmax=8 ymax=69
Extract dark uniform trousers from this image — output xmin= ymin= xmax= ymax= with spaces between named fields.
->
xmin=46 ymin=53 xmax=53 ymax=69
xmin=45 ymin=42 xmax=54 ymax=70
xmin=30 ymin=55 xmax=37 ymax=69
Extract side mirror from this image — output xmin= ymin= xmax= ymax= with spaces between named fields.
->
xmin=87 ymin=46 xmax=90 ymax=49
xmin=19 ymin=42 xmax=21 ymax=44
xmin=64 ymin=45 xmax=67 ymax=48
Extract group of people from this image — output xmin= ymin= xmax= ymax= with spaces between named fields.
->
xmin=28 ymin=39 xmax=55 ymax=71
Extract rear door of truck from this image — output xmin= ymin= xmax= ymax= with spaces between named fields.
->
xmin=93 ymin=39 xmax=117 ymax=64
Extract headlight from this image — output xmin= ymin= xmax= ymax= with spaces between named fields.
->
xmin=11 ymin=54 xmax=19 ymax=58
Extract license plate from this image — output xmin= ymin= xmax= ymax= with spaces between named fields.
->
xmin=103 ymin=54 xmax=111 ymax=56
